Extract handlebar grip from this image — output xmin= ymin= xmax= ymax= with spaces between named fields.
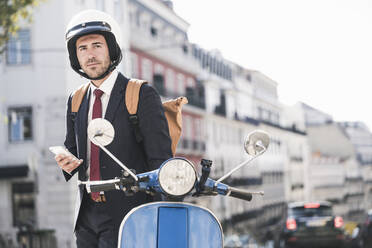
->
xmin=228 ymin=187 xmax=253 ymax=201
xmin=90 ymin=183 xmax=117 ymax=192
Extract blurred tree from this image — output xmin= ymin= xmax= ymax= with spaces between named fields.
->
xmin=0 ymin=0 xmax=44 ymax=53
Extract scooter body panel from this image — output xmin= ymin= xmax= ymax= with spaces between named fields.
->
xmin=118 ymin=202 xmax=223 ymax=248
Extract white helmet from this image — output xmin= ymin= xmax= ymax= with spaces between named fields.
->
xmin=65 ymin=9 xmax=122 ymax=80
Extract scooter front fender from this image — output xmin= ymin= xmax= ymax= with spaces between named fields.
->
xmin=118 ymin=202 xmax=223 ymax=248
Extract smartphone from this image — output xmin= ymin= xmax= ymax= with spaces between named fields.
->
xmin=49 ymin=146 xmax=78 ymax=160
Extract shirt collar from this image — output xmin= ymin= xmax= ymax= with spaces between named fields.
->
xmin=89 ymin=69 xmax=118 ymax=96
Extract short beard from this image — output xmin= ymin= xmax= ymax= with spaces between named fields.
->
xmin=83 ymin=56 xmax=111 ymax=79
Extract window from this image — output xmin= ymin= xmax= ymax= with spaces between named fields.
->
xmin=153 ymin=74 xmax=165 ymax=96
xmin=141 ymin=58 xmax=152 ymax=82
xmin=8 ymin=107 xmax=33 ymax=142
xmin=139 ymin=13 xmax=151 ymax=32
xmin=176 ymin=73 xmax=185 ymax=95
xmin=216 ymin=61 xmax=222 ymax=76
xmin=154 ymin=63 xmax=164 ymax=75
xmin=194 ymin=118 xmax=202 ymax=141
xmin=12 ymin=182 xmax=35 ymax=227
xmin=211 ymin=57 xmax=216 ymax=73
xmin=262 ymin=109 xmax=269 ymax=120
xmin=182 ymin=44 xmax=188 ymax=54
xmin=192 ymin=45 xmax=197 ymax=58
xmin=7 ymin=29 xmax=31 ymax=65
xmin=186 ymin=77 xmax=194 ymax=88
xmin=165 ymin=69 xmax=175 ymax=94
xmin=150 ymin=26 xmax=158 ymax=37
xmin=153 ymin=64 xmax=164 ymax=94
xmin=164 ymin=27 xmax=174 ymax=43
xmin=129 ymin=8 xmax=139 ymax=27
xmin=257 ymin=107 xmax=262 ymax=120
xmin=183 ymin=115 xmax=192 ymax=140
xmin=202 ymin=52 xmax=207 ymax=68
xmin=135 ymin=11 xmax=140 ymax=27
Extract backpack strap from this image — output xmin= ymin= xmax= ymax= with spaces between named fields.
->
xmin=125 ymin=79 xmax=148 ymax=143
xmin=71 ymin=82 xmax=90 ymax=113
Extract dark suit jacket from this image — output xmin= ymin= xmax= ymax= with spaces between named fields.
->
xmin=63 ymin=72 xmax=172 ymax=231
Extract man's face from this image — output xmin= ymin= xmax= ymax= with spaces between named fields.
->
xmin=76 ymin=34 xmax=111 ymax=79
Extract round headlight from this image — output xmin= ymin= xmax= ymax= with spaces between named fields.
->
xmin=158 ymin=158 xmax=197 ymax=197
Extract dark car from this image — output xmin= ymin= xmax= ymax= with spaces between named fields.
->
xmin=361 ymin=209 xmax=372 ymax=247
xmin=276 ymin=201 xmax=346 ymax=248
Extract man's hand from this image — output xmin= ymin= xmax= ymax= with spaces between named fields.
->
xmin=55 ymin=154 xmax=83 ymax=174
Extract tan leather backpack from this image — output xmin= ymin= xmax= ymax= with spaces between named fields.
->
xmin=71 ymin=79 xmax=187 ymax=156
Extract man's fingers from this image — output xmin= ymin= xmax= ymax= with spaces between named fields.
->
xmin=55 ymin=154 xmax=83 ymax=173
xmin=55 ymin=154 xmax=67 ymax=162
xmin=61 ymin=159 xmax=83 ymax=173
xmin=62 ymin=157 xmax=73 ymax=166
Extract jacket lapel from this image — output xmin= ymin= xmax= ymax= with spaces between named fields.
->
xmin=104 ymin=73 xmax=128 ymax=123
xmin=78 ymin=88 xmax=91 ymax=172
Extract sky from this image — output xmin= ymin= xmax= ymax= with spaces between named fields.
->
xmin=171 ymin=0 xmax=372 ymax=130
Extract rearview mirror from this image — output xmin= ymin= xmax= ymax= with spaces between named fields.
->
xmin=215 ymin=130 xmax=270 ymax=184
xmin=244 ymin=130 xmax=270 ymax=156
xmin=88 ymin=118 xmax=115 ymax=146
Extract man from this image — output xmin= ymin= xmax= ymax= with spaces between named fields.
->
xmin=55 ymin=10 xmax=172 ymax=247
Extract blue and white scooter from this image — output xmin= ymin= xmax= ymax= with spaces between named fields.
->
xmin=79 ymin=118 xmax=270 ymax=248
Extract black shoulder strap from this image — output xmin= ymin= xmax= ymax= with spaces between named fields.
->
xmin=126 ymin=79 xmax=147 ymax=143
xmin=129 ymin=114 xmax=143 ymax=143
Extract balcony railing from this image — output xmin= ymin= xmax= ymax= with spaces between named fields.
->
xmin=177 ymin=139 xmax=206 ymax=153
xmin=227 ymin=177 xmax=263 ymax=187
xmin=186 ymin=87 xmax=205 ymax=109
xmin=290 ymin=156 xmax=303 ymax=162
xmin=152 ymin=77 xmax=206 ymax=110
xmin=16 ymin=229 xmax=57 ymax=248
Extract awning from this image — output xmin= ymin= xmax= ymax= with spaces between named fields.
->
xmin=0 ymin=165 xmax=29 ymax=179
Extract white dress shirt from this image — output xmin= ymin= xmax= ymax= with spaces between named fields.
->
xmin=86 ymin=70 xmax=119 ymax=178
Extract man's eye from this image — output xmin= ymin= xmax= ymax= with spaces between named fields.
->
xmin=79 ymin=47 xmax=86 ymax=51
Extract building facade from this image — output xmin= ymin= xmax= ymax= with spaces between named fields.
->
xmin=1 ymin=0 xmax=372 ymax=247
xmin=339 ymin=122 xmax=372 ymax=214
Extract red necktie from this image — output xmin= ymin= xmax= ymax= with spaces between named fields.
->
xmin=90 ymin=89 xmax=104 ymax=201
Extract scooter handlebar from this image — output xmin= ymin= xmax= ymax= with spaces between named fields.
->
xmin=80 ymin=177 xmax=135 ymax=193
xmin=90 ymin=183 xmax=118 ymax=192
xmin=228 ymin=187 xmax=253 ymax=201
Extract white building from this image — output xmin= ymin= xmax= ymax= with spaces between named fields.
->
xmin=306 ymin=123 xmax=364 ymax=219
xmin=298 ymin=103 xmax=368 ymax=221
xmin=339 ymin=121 xmax=372 ymax=213
xmin=300 ymin=102 xmax=333 ymax=126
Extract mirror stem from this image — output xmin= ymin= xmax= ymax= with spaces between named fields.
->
xmin=93 ymin=137 xmax=138 ymax=181
xmin=215 ymin=147 xmax=266 ymax=186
